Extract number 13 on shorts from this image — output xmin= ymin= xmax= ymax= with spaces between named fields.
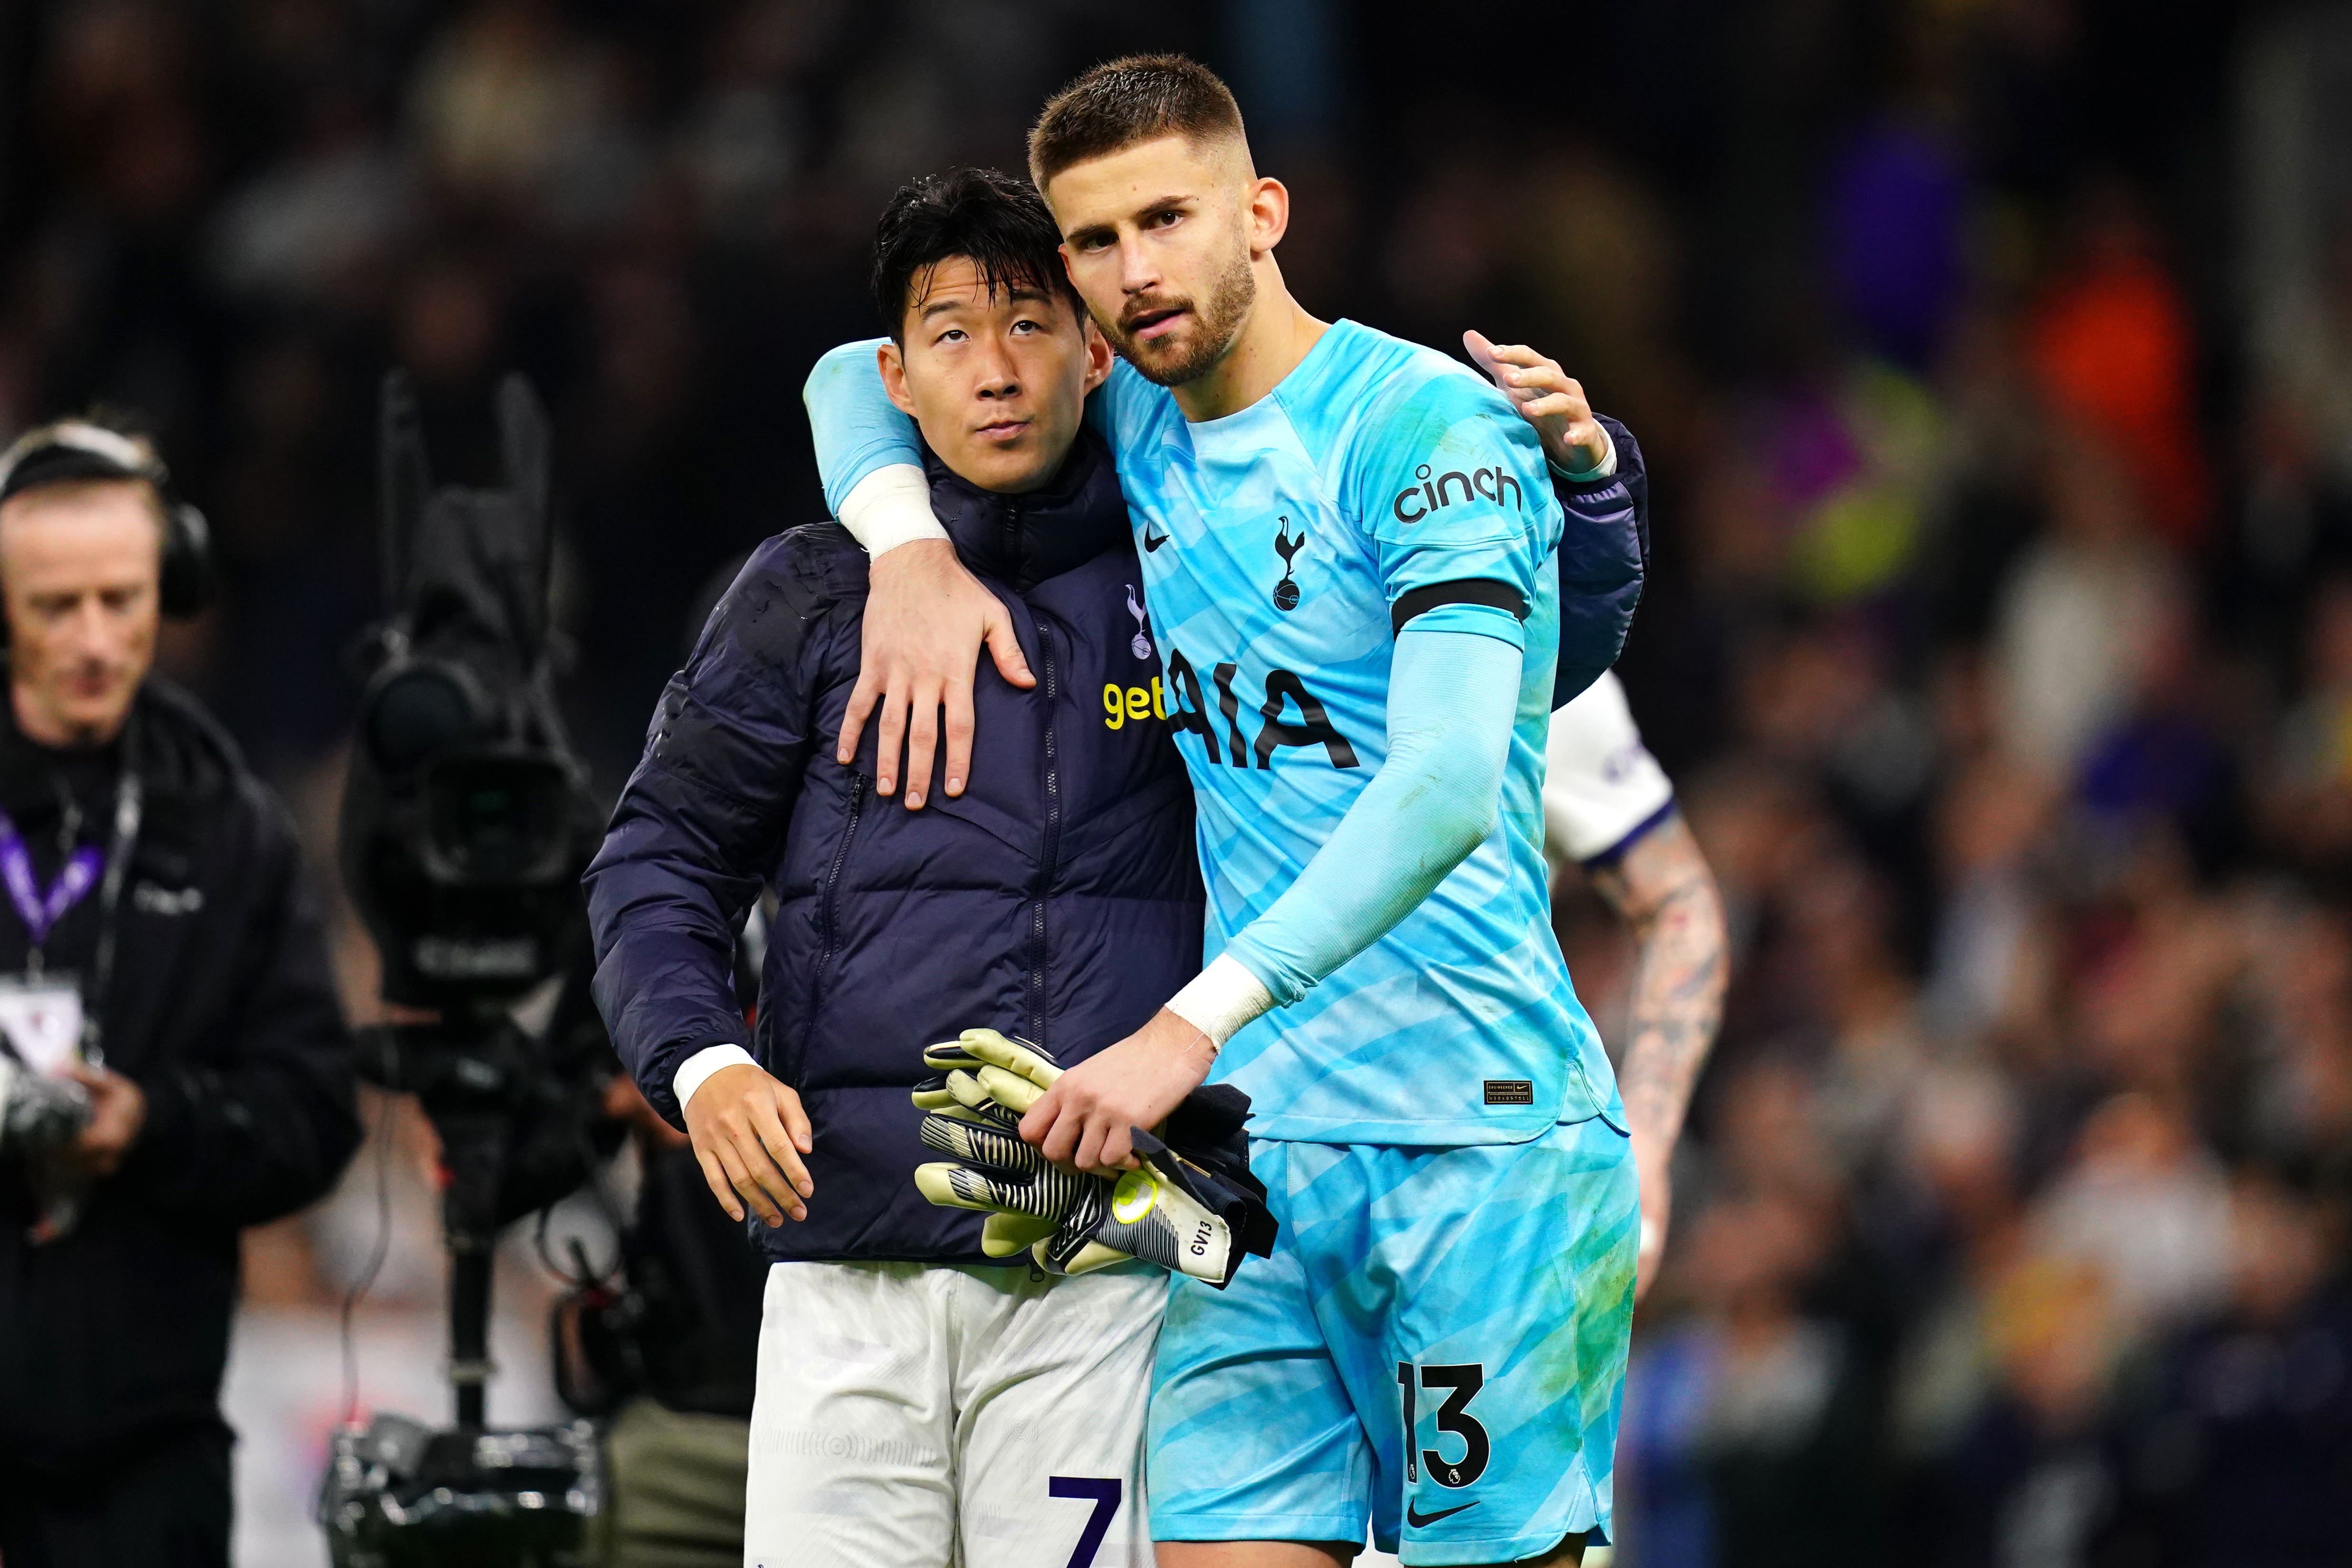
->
xmin=1396 ymin=1361 xmax=1491 ymax=1489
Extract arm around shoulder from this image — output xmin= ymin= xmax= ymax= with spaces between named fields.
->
xmin=805 ymin=338 xmax=927 ymax=522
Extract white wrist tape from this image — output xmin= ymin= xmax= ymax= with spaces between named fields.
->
xmin=1165 ymin=954 xmax=1276 ymax=1051
xmin=674 ymin=1043 xmax=757 ymax=1111
xmin=837 ymin=464 xmax=945 ymax=556
xmin=1551 ymin=425 xmax=1618 ymax=483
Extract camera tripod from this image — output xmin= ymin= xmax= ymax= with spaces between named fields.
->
xmin=321 ymin=1011 xmax=605 ymax=1567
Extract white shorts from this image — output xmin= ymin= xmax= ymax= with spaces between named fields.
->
xmin=743 ymin=1258 xmax=1166 ymax=1568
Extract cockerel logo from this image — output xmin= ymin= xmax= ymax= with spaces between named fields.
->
xmin=1272 ymin=522 xmax=1306 ymax=612
xmin=1124 ymin=584 xmax=1152 ymax=659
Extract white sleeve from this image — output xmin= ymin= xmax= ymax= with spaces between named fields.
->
xmin=837 ymin=463 xmax=944 ymax=555
xmin=1543 ymin=671 xmax=1676 ymax=864
xmin=674 ymin=1043 xmax=758 ymax=1112
xmin=1165 ymin=952 xmax=1276 ymax=1049
xmin=1547 ymin=423 xmax=1618 ymax=483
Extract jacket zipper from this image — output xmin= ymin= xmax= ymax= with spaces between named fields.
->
xmin=811 ymin=770 xmax=872 ymax=1024
xmin=1027 ymin=615 xmax=1060 ymax=1044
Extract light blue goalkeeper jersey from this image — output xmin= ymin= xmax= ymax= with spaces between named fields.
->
xmin=814 ymin=319 xmax=1618 ymax=1145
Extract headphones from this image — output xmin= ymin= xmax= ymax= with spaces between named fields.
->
xmin=0 ymin=419 xmax=218 ymax=619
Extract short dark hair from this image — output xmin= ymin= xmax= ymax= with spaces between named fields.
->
xmin=869 ymin=167 xmax=1078 ymax=339
xmin=1028 ymin=54 xmax=1248 ymax=189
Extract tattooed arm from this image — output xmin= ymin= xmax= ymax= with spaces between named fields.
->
xmin=1586 ymin=812 xmax=1728 ymax=1304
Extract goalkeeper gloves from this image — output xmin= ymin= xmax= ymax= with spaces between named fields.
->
xmin=910 ymin=1032 xmax=1076 ymax=1260
xmin=909 ymin=1029 xmax=1277 ymax=1288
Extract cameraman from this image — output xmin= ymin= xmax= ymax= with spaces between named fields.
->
xmin=0 ymin=420 xmax=360 ymax=1567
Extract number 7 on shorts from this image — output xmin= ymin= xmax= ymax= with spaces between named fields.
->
xmin=1049 ymin=1476 xmax=1123 ymax=1568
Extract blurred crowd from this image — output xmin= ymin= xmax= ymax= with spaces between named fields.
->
xmin=6 ymin=0 xmax=2352 ymax=1562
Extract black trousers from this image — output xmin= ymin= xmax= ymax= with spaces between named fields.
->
xmin=0 ymin=1422 xmax=231 ymax=1568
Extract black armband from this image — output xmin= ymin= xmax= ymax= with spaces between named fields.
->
xmin=1389 ymin=578 xmax=1529 ymax=635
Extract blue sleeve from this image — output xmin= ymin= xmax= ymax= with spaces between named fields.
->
xmin=1551 ymin=412 xmax=1647 ymax=708
xmin=1346 ymin=367 xmax=1557 ymax=638
xmin=1220 ymin=622 xmax=1520 ymax=1005
xmin=804 ymin=338 xmax=922 ymax=516
xmin=803 ymin=339 xmax=1138 ymax=514
xmin=584 ymin=542 xmax=820 ymax=1127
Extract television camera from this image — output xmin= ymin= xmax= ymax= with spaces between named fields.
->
xmin=324 ymin=372 xmax=615 ymax=1566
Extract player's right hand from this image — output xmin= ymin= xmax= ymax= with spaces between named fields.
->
xmin=837 ymin=537 xmax=1035 ymax=810
xmin=682 ymin=1062 xmax=815 ymax=1227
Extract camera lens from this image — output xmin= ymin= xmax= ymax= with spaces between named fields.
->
xmin=365 ymin=667 xmax=474 ymax=773
xmin=425 ymin=756 xmax=566 ymax=882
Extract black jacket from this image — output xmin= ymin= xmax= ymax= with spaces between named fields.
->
xmin=587 ymin=432 xmax=1207 ymax=1266
xmin=0 ymin=679 xmax=360 ymax=1479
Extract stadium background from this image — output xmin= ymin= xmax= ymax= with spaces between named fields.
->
xmin=6 ymin=0 xmax=2352 ymax=1561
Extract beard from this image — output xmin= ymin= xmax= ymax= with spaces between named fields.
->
xmin=1110 ymin=244 xmax=1257 ymax=389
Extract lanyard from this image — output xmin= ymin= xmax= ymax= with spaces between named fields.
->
xmin=81 ymin=767 xmax=142 ymax=1067
xmin=0 ymin=813 xmax=101 ymax=947
xmin=0 ymin=734 xmax=143 ymax=1068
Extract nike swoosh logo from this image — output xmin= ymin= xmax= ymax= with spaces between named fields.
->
xmin=1406 ymin=1501 xmax=1480 ymax=1528
xmin=1143 ymin=528 xmax=1169 ymax=552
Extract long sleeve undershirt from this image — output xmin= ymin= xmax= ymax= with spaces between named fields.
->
xmin=1216 ymin=611 xmax=1521 ymax=1012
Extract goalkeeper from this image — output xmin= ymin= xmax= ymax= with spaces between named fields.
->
xmin=584 ymin=169 xmax=1214 ymax=1568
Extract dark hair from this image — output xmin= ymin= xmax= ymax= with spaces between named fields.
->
xmin=869 ymin=167 xmax=1078 ymax=339
xmin=1028 ymin=54 xmax=1247 ymax=189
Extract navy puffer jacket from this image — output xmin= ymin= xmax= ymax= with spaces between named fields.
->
xmin=1552 ymin=413 xmax=1648 ymax=709
xmin=586 ymin=432 xmax=1204 ymax=1266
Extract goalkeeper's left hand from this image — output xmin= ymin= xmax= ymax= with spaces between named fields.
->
xmin=909 ymin=1029 xmax=1274 ymax=1287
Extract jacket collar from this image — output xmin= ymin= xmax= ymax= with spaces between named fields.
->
xmin=920 ymin=430 xmax=1129 ymax=592
xmin=0 ymin=674 xmax=235 ymax=806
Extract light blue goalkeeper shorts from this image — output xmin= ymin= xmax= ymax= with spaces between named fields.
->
xmin=1145 ymin=1114 xmax=1638 ymax=1565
